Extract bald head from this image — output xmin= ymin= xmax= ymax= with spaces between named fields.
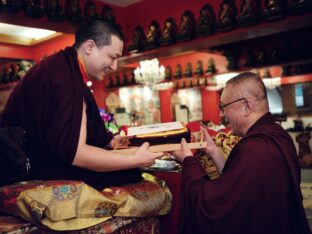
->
xmin=225 ymin=72 xmax=269 ymax=113
xmin=220 ymin=72 xmax=270 ymax=136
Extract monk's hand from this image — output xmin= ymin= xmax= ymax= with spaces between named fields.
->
xmin=201 ymin=127 xmax=226 ymax=173
xmin=171 ymin=138 xmax=193 ymax=163
xmin=201 ymin=127 xmax=219 ymax=156
xmin=135 ymin=142 xmax=163 ymax=168
xmin=110 ymin=135 xmax=131 ymax=149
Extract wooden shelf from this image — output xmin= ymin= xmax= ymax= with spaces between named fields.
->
xmin=119 ymin=13 xmax=312 ymax=66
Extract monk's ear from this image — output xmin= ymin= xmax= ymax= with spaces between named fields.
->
xmin=243 ymin=99 xmax=252 ymax=117
xmin=83 ymin=39 xmax=96 ymax=55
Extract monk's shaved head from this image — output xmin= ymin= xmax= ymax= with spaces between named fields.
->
xmin=225 ymin=72 xmax=269 ymax=112
xmin=74 ymin=18 xmax=124 ymax=49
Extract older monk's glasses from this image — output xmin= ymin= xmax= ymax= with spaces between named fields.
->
xmin=219 ymin=97 xmax=246 ymax=113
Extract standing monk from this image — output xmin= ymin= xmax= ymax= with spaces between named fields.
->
xmin=173 ymin=72 xmax=310 ymax=234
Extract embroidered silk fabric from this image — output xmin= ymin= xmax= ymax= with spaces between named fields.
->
xmin=0 ymin=173 xmax=172 ymax=231
xmin=0 ymin=214 xmax=160 ymax=234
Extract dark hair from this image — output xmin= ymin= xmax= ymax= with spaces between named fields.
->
xmin=74 ymin=18 xmax=124 ymax=48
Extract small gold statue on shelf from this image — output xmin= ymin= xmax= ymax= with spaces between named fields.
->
xmin=24 ymin=0 xmax=45 ymax=18
xmin=217 ymin=0 xmax=237 ymax=32
xmin=128 ymin=25 xmax=145 ymax=53
xmin=183 ymin=62 xmax=193 ymax=78
xmin=159 ymin=17 xmax=177 ymax=46
xmin=256 ymin=49 xmax=269 ymax=67
xmin=262 ymin=0 xmax=286 ymax=21
xmin=290 ymin=0 xmax=312 ymax=15
xmin=236 ymin=0 xmax=259 ymax=27
xmin=65 ymin=0 xmax=82 ymax=26
xmin=174 ymin=64 xmax=183 ymax=79
xmin=144 ymin=21 xmax=161 ymax=50
xmin=244 ymin=51 xmax=256 ymax=67
xmin=196 ymin=4 xmax=216 ymax=37
xmin=195 ymin=60 xmax=204 ymax=77
xmin=46 ymin=0 xmax=66 ymax=22
xmin=1 ymin=0 xmax=23 ymax=13
xmin=83 ymin=0 xmax=98 ymax=22
xmin=269 ymin=47 xmax=282 ymax=65
xmin=101 ymin=5 xmax=115 ymax=24
xmin=177 ymin=10 xmax=196 ymax=42
xmin=206 ymin=58 xmax=217 ymax=75
xmin=165 ymin=66 xmax=173 ymax=81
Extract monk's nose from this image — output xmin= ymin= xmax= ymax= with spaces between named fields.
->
xmin=110 ymin=59 xmax=118 ymax=71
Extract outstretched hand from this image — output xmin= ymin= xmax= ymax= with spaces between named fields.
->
xmin=171 ymin=138 xmax=193 ymax=162
xmin=201 ymin=127 xmax=226 ymax=173
xmin=135 ymin=142 xmax=164 ymax=167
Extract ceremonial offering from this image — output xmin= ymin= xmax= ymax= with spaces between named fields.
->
xmin=127 ymin=121 xmax=190 ymax=146
xmin=114 ymin=122 xmax=207 ymax=154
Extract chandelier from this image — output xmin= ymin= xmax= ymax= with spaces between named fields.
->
xmin=134 ymin=58 xmax=165 ymax=89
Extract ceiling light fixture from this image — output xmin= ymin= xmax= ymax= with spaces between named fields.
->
xmin=0 ymin=22 xmax=60 ymax=45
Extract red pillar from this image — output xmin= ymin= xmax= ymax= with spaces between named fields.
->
xmin=201 ymin=88 xmax=221 ymax=124
xmin=159 ymin=89 xmax=173 ymax=122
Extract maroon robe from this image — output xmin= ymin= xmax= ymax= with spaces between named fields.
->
xmin=180 ymin=112 xmax=310 ymax=234
xmin=0 ymin=47 xmax=141 ymax=190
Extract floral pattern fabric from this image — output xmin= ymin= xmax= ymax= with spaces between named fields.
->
xmin=0 ymin=173 xmax=171 ymax=231
xmin=0 ymin=214 xmax=160 ymax=234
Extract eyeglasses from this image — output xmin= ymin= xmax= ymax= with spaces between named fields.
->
xmin=219 ymin=97 xmax=246 ymax=113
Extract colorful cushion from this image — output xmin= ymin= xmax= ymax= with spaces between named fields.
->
xmin=0 ymin=214 xmax=160 ymax=234
xmin=0 ymin=173 xmax=172 ymax=231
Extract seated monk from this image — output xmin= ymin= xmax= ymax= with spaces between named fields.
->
xmin=0 ymin=19 xmax=163 ymax=190
xmin=172 ymin=72 xmax=310 ymax=234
